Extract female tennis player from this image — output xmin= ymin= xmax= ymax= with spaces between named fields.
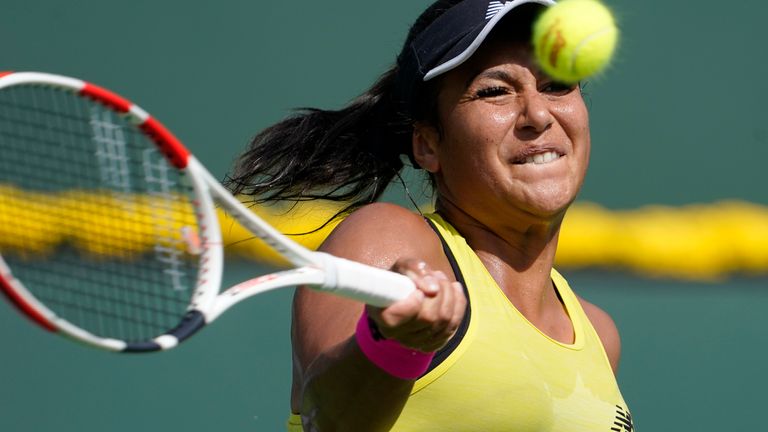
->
xmin=228 ymin=0 xmax=633 ymax=430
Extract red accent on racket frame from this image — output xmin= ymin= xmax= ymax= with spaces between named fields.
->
xmin=0 ymin=71 xmax=13 ymax=79
xmin=80 ymin=83 xmax=133 ymax=113
xmin=139 ymin=117 xmax=190 ymax=169
xmin=0 ymin=275 xmax=57 ymax=332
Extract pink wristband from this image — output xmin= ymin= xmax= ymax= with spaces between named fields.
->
xmin=355 ymin=311 xmax=435 ymax=380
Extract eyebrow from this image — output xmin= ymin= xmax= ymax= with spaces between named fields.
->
xmin=465 ymin=69 xmax=513 ymax=88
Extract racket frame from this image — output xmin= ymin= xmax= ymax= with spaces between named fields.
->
xmin=0 ymin=71 xmax=415 ymax=353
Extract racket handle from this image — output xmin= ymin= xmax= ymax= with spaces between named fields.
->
xmin=315 ymin=253 xmax=415 ymax=307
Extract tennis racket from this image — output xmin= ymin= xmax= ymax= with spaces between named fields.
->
xmin=0 ymin=71 xmax=415 ymax=352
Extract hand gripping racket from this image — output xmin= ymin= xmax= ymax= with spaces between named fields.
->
xmin=0 ymin=71 xmax=414 ymax=352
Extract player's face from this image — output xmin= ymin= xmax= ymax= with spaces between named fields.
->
xmin=422 ymin=38 xmax=591 ymax=225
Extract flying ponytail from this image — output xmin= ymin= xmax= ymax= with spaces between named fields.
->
xmin=225 ymin=0 xmax=464 ymax=219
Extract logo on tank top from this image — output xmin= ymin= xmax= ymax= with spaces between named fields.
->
xmin=611 ymin=405 xmax=634 ymax=431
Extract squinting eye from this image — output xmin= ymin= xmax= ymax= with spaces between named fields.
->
xmin=475 ymin=86 xmax=509 ymax=98
xmin=541 ymin=81 xmax=577 ymax=95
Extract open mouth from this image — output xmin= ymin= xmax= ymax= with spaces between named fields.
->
xmin=513 ymin=150 xmax=563 ymax=165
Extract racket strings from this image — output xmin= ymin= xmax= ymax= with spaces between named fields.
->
xmin=40 ymin=257 xmax=190 ymax=342
xmin=0 ymin=85 xmax=200 ymax=342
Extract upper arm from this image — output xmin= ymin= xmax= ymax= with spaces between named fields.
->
xmin=291 ymin=203 xmax=450 ymax=377
xmin=578 ymin=297 xmax=621 ymax=374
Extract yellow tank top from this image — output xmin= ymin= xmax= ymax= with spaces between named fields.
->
xmin=287 ymin=213 xmax=634 ymax=431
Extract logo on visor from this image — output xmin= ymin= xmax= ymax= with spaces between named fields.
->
xmin=486 ymin=1 xmax=507 ymax=20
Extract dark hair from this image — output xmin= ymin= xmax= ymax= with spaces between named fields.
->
xmin=225 ymin=0 xmax=464 ymax=223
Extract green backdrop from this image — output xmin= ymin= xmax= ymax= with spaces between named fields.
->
xmin=1 ymin=1 xmax=767 ymax=430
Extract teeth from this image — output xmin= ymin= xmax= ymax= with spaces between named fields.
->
xmin=524 ymin=151 xmax=560 ymax=165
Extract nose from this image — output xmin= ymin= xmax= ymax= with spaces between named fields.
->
xmin=515 ymin=90 xmax=554 ymax=134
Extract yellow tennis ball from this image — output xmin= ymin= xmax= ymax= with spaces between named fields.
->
xmin=533 ymin=0 xmax=618 ymax=83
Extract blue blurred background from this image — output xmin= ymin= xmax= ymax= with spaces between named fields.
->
xmin=1 ymin=1 xmax=766 ymax=430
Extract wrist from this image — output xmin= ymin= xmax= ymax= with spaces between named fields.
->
xmin=355 ymin=310 xmax=435 ymax=380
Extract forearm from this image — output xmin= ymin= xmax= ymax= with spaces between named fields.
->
xmin=300 ymin=336 xmax=414 ymax=432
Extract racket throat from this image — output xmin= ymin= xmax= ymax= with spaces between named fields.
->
xmin=123 ymin=310 xmax=206 ymax=353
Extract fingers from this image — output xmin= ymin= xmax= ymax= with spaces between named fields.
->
xmin=367 ymin=259 xmax=467 ymax=353
xmin=403 ymin=280 xmax=465 ymax=352
xmin=392 ymin=258 xmax=440 ymax=296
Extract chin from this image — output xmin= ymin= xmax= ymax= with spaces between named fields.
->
xmin=518 ymin=182 xmax=580 ymax=219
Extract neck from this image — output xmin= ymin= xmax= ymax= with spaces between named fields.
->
xmin=435 ymin=197 xmax=565 ymax=314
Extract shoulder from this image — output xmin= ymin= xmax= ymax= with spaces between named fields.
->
xmin=577 ymin=296 xmax=621 ymax=374
xmin=320 ymin=202 xmax=445 ymax=270
xmin=291 ymin=203 xmax=453 ymax=368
